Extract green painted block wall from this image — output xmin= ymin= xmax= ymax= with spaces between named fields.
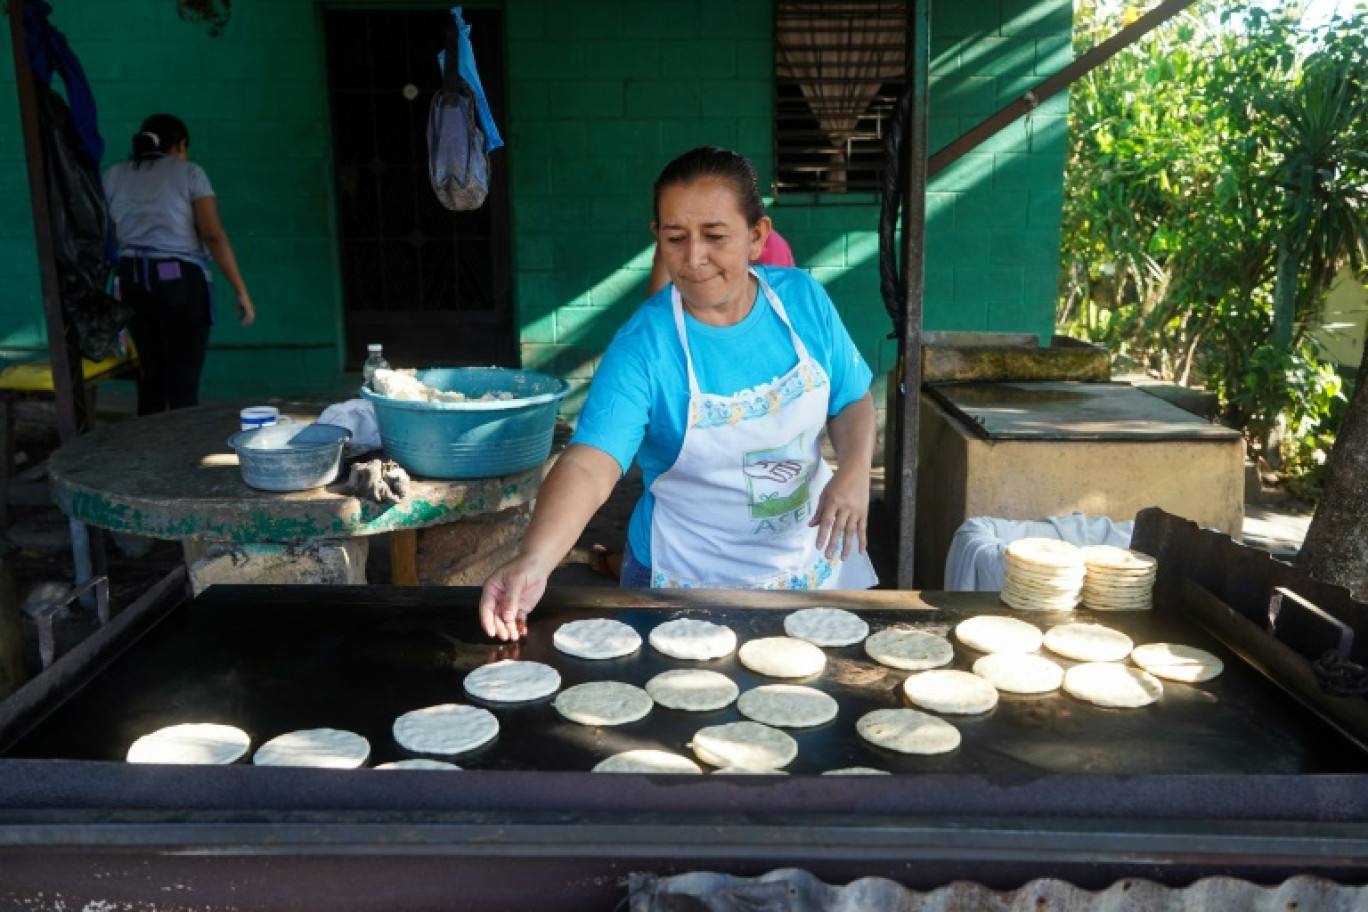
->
xmin=507 ymin=0 xmax=1072 ymax=422
xmin=1 ymin=0 xmax=1069 ymax=420
xmin=0 ymin=0 xmax=344 ymax=399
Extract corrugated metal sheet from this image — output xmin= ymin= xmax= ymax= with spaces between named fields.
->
xmin=628 ymin=870 xmax=1368 ymax=911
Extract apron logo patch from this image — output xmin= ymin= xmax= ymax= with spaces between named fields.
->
xmin=744 ymin=435 xmax=812 ymax=522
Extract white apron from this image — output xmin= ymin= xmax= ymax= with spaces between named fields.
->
xmin=649 ymin=271 xmax=878 ymax=591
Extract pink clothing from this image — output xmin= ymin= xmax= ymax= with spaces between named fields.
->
xmin=756 ymin=229 xmax=795 ymax=267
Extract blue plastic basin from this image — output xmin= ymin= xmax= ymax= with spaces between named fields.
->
xmin=360 ymin=367 xmax=570 ymax=479
xmin=228 ymin=422 xmax=351 ymax=492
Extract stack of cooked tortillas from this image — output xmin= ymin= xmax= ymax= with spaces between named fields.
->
xmin=1079 ymin=545 xmax=1158 ymax=611
xmin=1000 ymin=538 xmax=1086 ymax=611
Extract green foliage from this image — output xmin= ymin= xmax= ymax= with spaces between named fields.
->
xmin=1060 ymin=0 xmax=1368 ymax=482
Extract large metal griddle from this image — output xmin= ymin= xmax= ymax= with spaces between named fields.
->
xmin=5 ymin=584 xmax=1364 ymax=776
xmin=5 ymin=513 xmax=1368 ymax=909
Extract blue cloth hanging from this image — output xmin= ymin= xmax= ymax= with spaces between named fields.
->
xmin=436 ymin=6 xmax=503 ymax=153
xmin=24 ymin=0 xmax=103 ymax=166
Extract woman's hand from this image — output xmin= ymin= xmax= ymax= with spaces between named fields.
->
xmin=813 ymin=391 xmax=876 ymax=561
xmin=810 ymin=464 xmax=870 ymax=561
xmin=479 ymin=553 xmax=552 ymax=641
xmin=237 ymin=290 xmax=256 ymax=327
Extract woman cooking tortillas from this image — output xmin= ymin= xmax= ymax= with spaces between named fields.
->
xmin=480 ymin=146 xmax=877 ymax=641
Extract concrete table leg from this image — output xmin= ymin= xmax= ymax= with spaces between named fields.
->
xmin=182 ymin=539 xmax=370 ymax=596
xmin=415 ymin=505 xmax=529 ymax=586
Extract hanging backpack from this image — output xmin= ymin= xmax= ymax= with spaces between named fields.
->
xmin=428 ymin=9 xmax=490 ymax=211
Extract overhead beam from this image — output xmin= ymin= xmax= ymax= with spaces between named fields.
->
xmin=929 ymin=0 xmax=1202 ymax=177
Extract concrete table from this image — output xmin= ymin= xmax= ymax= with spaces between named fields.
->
xmin=48 ymin=403 xmax=546 ymax=592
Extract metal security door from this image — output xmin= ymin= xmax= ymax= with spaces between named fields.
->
xmin=324 ymin=8 xmax=513 ymax=369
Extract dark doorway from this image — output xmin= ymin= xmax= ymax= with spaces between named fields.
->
xmin=324 ymin=7 xmax=514 ymax=369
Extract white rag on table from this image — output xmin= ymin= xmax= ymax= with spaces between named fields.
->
xmin=944 ymin=513 xmax=1135 ymax=592
xmin=317 ymin=399 xmax=381 ymax=450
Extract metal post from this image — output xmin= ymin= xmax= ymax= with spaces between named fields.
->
xmin=9 ymin=0 xmax=104 ymax=608
xmin=894 ymin=0 xmax=931 ymax=589
xmin=7 ymin=0 xmax=88 ymax=442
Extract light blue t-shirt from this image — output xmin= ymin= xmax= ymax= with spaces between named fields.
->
xmin=103 ymin=155 xmax=215 ymax=263
xmin=570 ymin=266 xmax=874 ymax=568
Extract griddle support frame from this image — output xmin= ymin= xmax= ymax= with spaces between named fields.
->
xmin=32 ymin=574 xmax=109 ymax=670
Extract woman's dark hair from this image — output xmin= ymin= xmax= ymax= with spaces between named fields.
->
xmin=130 ymin=114 xmax=190 ymax=168
xmin=653 ymin=146 xmax=766 ymax=226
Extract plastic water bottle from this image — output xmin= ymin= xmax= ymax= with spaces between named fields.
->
xmin=362 ymin=343 xmax=390 ymax=384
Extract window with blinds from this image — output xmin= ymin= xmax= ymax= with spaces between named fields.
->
xmin=774 ymin=1 xmax=907 ymax=195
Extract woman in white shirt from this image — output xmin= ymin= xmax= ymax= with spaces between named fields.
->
xmin=104 ymin=114 xmax=254 ymax=415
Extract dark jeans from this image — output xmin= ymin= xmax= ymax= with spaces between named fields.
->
xmin=620 ymin=543 xmax=652 ymax=589
xmin=117 ymin=257 xmax=213 ymax=416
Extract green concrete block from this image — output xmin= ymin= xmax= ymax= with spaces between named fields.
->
xmin=920 ymin=192 xmax=952 ymax=226
xmin=510 ymin=152 xmax=553 ymax=196
xmin=519 ymin=234 xmax=555 ymax=272
xmin=933 ymin=76 xmax=997 ymax=118
xmin=585 ymin=42 xmax=662 ymax=79
xmin=550 ymin=80 xmax=626 ymax=119
xmin=516 ymin=272 xmax=558 ymax=316
xmin=926 ymin=228 xmax=990 ymax=267
xmin=511 ymin=40 xmax=586 ymax=79
xmin=77 ymin=41 xmax=130 ymax=81
xmin=663 ymin=41 xmax=737 ymax=77
xmin=926 ymin=265 xmax=956 ymax=303
xmin=509 ymin=80 xmax=551 ymax=119
xmin=957 ymin=187 xmax=1028 ymax=228
xmin=991 ymin=229 xmax=1061 ymax=267
xmin=548 ymin=2 xmax=623 ymax=39
xmin=701 ymin=0 xmax=769 ymax=32
xmin=696 ymin=78 xmax=768 ymax=117
xmin=1028 ymin=190 xmax=1065 ymax=229
xmin=929 ymin=116 xmax=962 ymax=154
xmin=589 ymin=197 xmax=650 ymax=236
xmin=966 ymin=117 xmax=1031 ymax=154
xmin=630 ymin=1 xmax=701 ymax=39
xmin=929 ymin=296 xmax=988 ymax=332
xmin=936 ymin=2 xmax=1000 ymax=38
xmin=594 ymin=120 xmax=663 ymax=156
xmin=931 ymin=40 xmax=962 ymax=76
xmin=555 ymin=305 xmax=619 ymax=348
xmin=846 ymin=231 xmax=880 ymax=269
xmin=1029 ymin=114 xmax=1069 ymax=152
xmin=806 ymin=205 xmax=881 ymax=235
xmin=553 ymin=157 xmax=630 ymax=195
xmin=1035 ymin=36 xmax=1073 ymax=75
xmin=506 ymin=5 xmax=546 ymax=40
xmin=993 ymin=152 xmax=1065 ymax=192
xmin=737 ymin=118 xmax=772 ymax=156
xmin=735 ymin=40 xmax=773 ymax=79
xmin=974 ymin=37 xmax=1039 ymax=79
xmin=626 ymin=81 xmax=701 ymax=118
xmin=994 ymin=76 xmax=1041 ymax=108
xmin=552 ymin=231 xmax=636 ymax=284
xmin=929 ymin=152 xmax=993 ymax=193
xmin=1023 ymin=267 xmax=1064 ymax=307
xmin=521 ymin=343 xmax=597 ymax=380
xmin=591 ymin=269 xmax=652 ymax=310
xmin=1001 ymin=0 xmax=1073 ymax=37
xmin=957 ymin=264 xmax=1025 ymax=306
xmin=521 ymin=120 xmax=590 ymax=159
xmin=660 ymin=119 xmax=736 ymax=154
